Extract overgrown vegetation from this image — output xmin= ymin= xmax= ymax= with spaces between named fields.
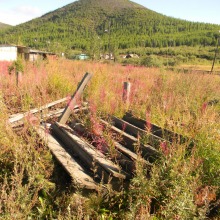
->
xmin=0 ymin=22 xmax=11 ymax=30
xmin=0 ymin=0 xmax=220 ymax=59
xmin=0 ymin=58 xmax=219 ymax=219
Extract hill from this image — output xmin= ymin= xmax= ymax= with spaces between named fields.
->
xmin=0 ymin=22 xmax=11 ymax=29
xmin=0 ymin=0 xmax=219 ymax=56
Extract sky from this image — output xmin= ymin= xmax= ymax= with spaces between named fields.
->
xmin=0 ymin=0 xmax=220 ymax=26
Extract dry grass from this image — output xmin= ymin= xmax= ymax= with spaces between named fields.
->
xmin=0 ymin=58 xmax=220 ymax=219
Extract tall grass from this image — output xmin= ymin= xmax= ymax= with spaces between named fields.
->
xmin=0 ymin=58 xmax=220 ymax=219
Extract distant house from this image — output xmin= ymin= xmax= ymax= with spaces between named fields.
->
xmin=77 ymin=54 xmax=89 ymax=60
xmin=124 ymin=53 xmax=139 ymax=59
xmin=23 ymin=48 xmax=56 ymax=62
xmin=0 ymin=44 xmax=55 ymax=62
xmin=101 ymin=53 xmax=114 ymax=60
xmin=0 ymin=44 xmax=21 ymax=61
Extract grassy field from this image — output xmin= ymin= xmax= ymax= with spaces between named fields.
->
xmin=0 ymin=59 xmax=220 ymax=219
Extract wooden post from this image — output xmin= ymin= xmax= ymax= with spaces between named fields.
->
xmin=211 ymin=37 xmax=219 ymax=74
xmin=123 ymin=81 xmax=131 ymax=105
xmin=16 ymin=71 xmax=22 ymax=87
xmin=59 ymin=72 xmax=92 ymax=124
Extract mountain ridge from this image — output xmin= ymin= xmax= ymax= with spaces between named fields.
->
xmin=0 ymin=22 xmax=11 ymax=29
xmin=0 ymin=0 xmax=219 ymax=55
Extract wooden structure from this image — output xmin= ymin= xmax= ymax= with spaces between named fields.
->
xmin=0 ymin=44 xmax=22 ymax=61
xmin=8 ymin=73 xmax=188 ymax=191
xmin=0 ymin=44 xmax=55 ymax=62
xmin=59 ymin=72 xmax=92 ymax=124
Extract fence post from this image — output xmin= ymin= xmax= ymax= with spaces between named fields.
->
xmin=123 ymin=80 xmax=131 ymax=106
xmin=16 ymin=71 xmax=22 ymax=87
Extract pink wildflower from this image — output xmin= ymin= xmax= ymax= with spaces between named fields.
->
xmin=122 ymin=123 xmax=127 ymax=131
xmin=201 ymin=102 xmax=208 ymax=114
xmin=146 ymin=111 xmax=152 ymax=132
xmin=160 ymin=141 xmax=169 ymax=155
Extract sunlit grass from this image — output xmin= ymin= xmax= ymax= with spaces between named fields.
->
xmin=0 ymin=58 xmax=220 ymax=218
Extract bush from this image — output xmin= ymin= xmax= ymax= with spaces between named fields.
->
xmin=121 ymin=57 xmax=140 ymax=66
xmin=8 ymin=57 xmax=24 ymax=74
xmin=140 ymin=55 xmax=163 ymax=67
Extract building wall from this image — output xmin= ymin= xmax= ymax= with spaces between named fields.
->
xmin=0 ymin=46 xmax=17 ymax=61
xmin=29 ymin=53 xmax=39 ymax=62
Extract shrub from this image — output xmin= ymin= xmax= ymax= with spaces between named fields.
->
xmin=140 ymin=55 xmax=163 ymax=67
xmin=8 ymin=57 xmax=24 ymax=74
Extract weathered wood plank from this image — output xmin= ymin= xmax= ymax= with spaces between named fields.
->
xmin=10 ymin=107 xmax=88 ymax=128
xmin=99 ymin=119 xmax=160 ymax=162
xmin=113 ymin=141 xmax=152 ymax=168
xmin=51 ymin=122 xmax=128 ymax=184
xmin=59 ymin=72 xmax=92 ymax=124
xmin=10 ymin=108 xmax=65 ymax=128
xmin=111 ymin=115 xmax=168 ymax=149
xmin=9 ymin=97 xmax=68 ymax=124
xmin=36 ymin=125 xmax=98 ymax=190
xmin=69 ymin=121 xmax=135 ymax=177
xmin=123 ymin=112 xmax=184 ymax=143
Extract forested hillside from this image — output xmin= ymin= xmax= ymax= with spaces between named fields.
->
xmin=0 ymin=22 xmax=11 ymax=30
xmin=0 ymin=0 xmax=219 ymax=55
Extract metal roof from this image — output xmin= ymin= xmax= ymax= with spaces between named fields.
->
xmin=0 ymin=44 xmax=55 ymax=54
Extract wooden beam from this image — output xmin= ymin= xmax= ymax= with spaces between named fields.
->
xmin=110 ymin=115 xmax=168 ymax=148
xmin=59 ymin=72 xmax=92 ymax=124
xmin=113 ymin=141 xmax=152 ymax=168
xmin=10 ymin=106 xmax=88 ymax=129
xmin=10 ymin=108 xmax=65 ymax=128
xmin=122 ymin=112 xmax=185 ymax=143
xmin=99 ymin=119 xmax=160 ymax=162
xmin=36 ymin=125 xmax=98 ymax=190
xmin=9 ymin=97 xmax=68 ymax=124
xmin=51 ymin=122 xmax=128 ymax=184
xmin=69 ymin=121 xmax=135 ymax=177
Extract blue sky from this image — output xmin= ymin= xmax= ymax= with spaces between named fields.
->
xmin=0 ymin=0 xmax=220 ymax=26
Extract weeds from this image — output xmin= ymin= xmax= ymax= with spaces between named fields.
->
xmin=0 ymin=58 xmax=220 ymax=219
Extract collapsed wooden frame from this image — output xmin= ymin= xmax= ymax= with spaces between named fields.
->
xmin=8 ymin=72 xmax=188 ymax=191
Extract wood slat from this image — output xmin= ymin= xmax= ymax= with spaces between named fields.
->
xmin=99 ymin=119 xmax=160 ymax=162
xmin=123 ymin=112 xmax=185 ymax=143
xmin=51 ymin=122 xmax=128 ymax=184
xmin=69 ymin=121 xmax=135 ymax=177
xmin=36 ymin=125 xmax=98 ymax=190
xmin=113 ymin=141 xmax=152 ymax=168
xmin=10 ymin=108 xmax=65 ymax=128
xmin=111 ymin=115 xmax=168 ymax=148
xmin=9 ymin=97 xmax=68 ymax=124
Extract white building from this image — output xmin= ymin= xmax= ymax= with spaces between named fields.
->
xmin=0 ymin=45 xmax=19 ymax=61
xmin=0 ymin=44 xmax=55 ymax=62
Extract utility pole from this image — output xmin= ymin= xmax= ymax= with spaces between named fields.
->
xmin=211 ymin=31 xmax=220 ymax=74
xmin=105 ymin=21 xmax=111 ymax=60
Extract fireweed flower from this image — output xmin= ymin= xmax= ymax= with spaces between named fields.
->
xmin=100 ymin=87 xmax=106 ymax=103
xmin=145 ymin=111 xmax=152 ymax=132
xmin=92 ymin=135 xmax=108 ymax=153
xmin=122 ymin=122 xmax=127 ymax=132
xmin=201 ymin=102 xmax=208 ymax=114
xmin=160 ymin=141 xmax=169 ymax=155
xmin=90 ymin=116 xmax=103 ymax=136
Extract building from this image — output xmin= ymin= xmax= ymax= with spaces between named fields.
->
xmin=0 ymin=44 xmax=55 ymax=62
xmin=77 ymin=54 xmax=89 ymax=60
xmin=124 ymin=53 xmax=139 ymax=59
xmin=23 ymin=48 xmax=55 ymax=62
xmin=0 ymin=44 xmax=21 ymax=61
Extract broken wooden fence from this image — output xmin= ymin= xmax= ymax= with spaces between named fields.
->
xmin=9 ymin=72 xmax=187 ymax=191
